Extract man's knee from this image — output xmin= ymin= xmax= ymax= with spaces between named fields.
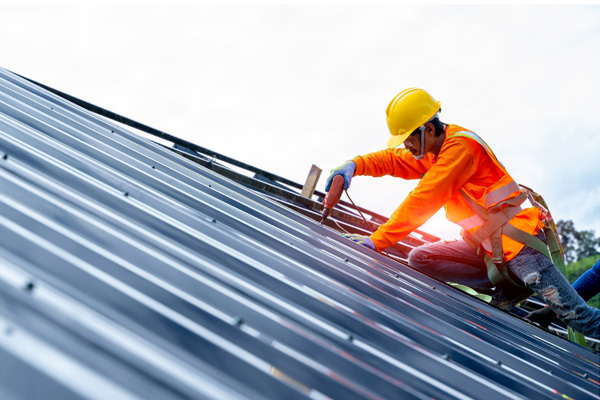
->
xmin=408 ymin=245 xmax=429 ymax=267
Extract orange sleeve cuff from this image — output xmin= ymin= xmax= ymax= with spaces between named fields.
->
xmin=351 ymin=155 xmax=366 ymax=176
xmin=370 ymin=231 xmax=396 ymax=252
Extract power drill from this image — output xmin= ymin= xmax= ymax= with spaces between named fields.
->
xmin=320 ymin=175 xmax=345 ymax=224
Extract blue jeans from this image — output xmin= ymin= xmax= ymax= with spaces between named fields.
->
xmin=408 ymin=234 xmax=600 ymax=338
xmin=572 ymin=259 xmax=600 ymax=302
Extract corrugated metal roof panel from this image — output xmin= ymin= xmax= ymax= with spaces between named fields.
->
xmin=0 ymin=67 xmax=598 ymax=400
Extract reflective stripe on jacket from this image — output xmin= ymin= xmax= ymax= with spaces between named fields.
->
xmin=352 ymin=124 xmax=544 ymax=259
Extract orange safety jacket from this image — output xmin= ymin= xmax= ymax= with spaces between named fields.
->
xmin=352 ymin=124 xmax=544 ymax=260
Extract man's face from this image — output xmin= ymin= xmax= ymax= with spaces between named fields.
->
xmin=403 ymin=128 xmax=423 ymax=157
xmin=403 ymin=123 xmax=435 ymax=158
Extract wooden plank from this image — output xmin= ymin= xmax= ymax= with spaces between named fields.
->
xmin=300 ymin=164 xmax=322 ymax=199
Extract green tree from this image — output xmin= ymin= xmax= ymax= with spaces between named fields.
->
xmin=576 ymin=230 xmax=600 ymax=260
xmin=557 ymin=220 xmax=577 ymax=263
xmin=556 ymin=219 xmax=600 ymax=263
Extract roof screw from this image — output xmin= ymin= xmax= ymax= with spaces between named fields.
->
xmin=151 ymin=165 xmax=155 ymax=169
xmin=395 ymin=274 xmax=400 ymax=278
xmin=496 ymin=360 xmax=502 ymax=366
xmin=208 ymin=185 xmax=212 ymax=188
xmin=2 ymin=154 xmax=7 ymax=160
xmin=432 ymin=286 xmax=436 ymax=290
xmin=347 ymin=334 xmax=354 ymax=342
xmin=234 ymin=316 xmax=244 ymax=327
xmin=24 ymin=281 xmax=35 ymax=292
xmin=549 ymin=370 xmax=554 ymax=375
xmin=442 ymin=353 xmax=450 ymax=360
xmin=212 ymin=218 xmax=217 ymax=223
xmin=123 ymin=192 xmax=129 ymax=197
xmin=344 ymin=258 xmax=349 ymax=262
xmin=583 ymin=373 xmax=589 ymax=379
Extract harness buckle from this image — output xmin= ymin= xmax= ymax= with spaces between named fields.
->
xmin=524 ymin=187 xmax=553 ymax=226
xmin=491 ymin=255 xmax=505 ymax=264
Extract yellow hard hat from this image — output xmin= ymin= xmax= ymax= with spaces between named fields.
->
xmin=385 ymin=88 xmax=441 ymax=149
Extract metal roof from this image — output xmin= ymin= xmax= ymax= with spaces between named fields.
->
xmin=0 ymin=67 xmax=598 ymax=400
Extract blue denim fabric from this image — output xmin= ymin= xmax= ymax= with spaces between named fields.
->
xmin=506 ymin=241 xmax=600 ymax=337
xmin=409 ymin=234 xmax=600 ymax=338
xmin=572 ymin=259 xmax=600 ymax=302
xmin=408 ymin=239 xmax=492 ymax=291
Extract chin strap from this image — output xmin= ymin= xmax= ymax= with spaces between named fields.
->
xmin=413 ymin=126 xmax=426 ymax=160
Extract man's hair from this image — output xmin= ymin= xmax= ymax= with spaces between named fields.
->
xmin=409 ymin=112 xmax=445 ymax=138
xmin=429 ymin=117 xmax=445 ymax=137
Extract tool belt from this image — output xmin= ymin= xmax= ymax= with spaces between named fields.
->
xmin=459 ymin=185 xmax=563 ymax=287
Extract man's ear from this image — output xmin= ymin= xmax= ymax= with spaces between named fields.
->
xmin=425 ymin=122 xmax=435 ymax=137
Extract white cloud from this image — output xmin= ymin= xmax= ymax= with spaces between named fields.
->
xmin=1 ymin=4 xmax=599 ymax=238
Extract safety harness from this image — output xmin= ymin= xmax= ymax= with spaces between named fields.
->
xmin=452 ymin=131 xmax=565 ymax=287
xmin=459 ymin=185 xmax=560 ymax=287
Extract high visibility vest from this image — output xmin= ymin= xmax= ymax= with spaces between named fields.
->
xmin=443 ymin=126 xmax=544 ymax=284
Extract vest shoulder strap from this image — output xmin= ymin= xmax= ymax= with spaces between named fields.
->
xmin=450 ymin=129 xmax=505 ymax=168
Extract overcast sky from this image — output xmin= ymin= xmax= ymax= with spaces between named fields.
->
xmin=1 ymin=2 xmax=599 ymax=240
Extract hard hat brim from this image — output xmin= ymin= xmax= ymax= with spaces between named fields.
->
xmin=386 ymin=132 xmax=411 ymax=149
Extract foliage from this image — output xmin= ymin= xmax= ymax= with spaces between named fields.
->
xmin=448 ymin=282 xmax=492 ymax=302
xmin=565 ymin=254 xmax=600 ymax=309
xmin=556 ymin=219 xmax=600 ymax=264
xmin=555 ymin=220 xmax=600 ymax=308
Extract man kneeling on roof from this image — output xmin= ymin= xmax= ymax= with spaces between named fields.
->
xmin=325 ymin=88 xmax=599 ymax=339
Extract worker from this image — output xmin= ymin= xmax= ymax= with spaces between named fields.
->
xmin=526 ymin=259 xmax=600 ymax=328
xmin=325 ymin=88 xmax=600 ymax=338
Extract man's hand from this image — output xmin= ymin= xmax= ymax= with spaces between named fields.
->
xmin=341 ymin=233 xmax=376 ymax=251
xmin=325 ymin=161 xmax=356 ymax=191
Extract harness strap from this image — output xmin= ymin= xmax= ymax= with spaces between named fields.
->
xmin=482 ymin=252 xmax=522 ymax=286
xmin=459 ymin=190 xmax=526 ymax=250
xmin=464 ymin=203 xmax=524 ymax=250
xmin=502 ymin=224 xmax=551 ymax=259
xmin=489 ymin=227 xmax=504 ymax=264
xmin=544 ymin=225 xmax=565 ymax=271
xmin=459 ymin=189 xmax=531 ymax=286
xmin=459 ymin=188 xmax=488 ymax=221
xmin=482 ymin=252 xmax=505 ymax=285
